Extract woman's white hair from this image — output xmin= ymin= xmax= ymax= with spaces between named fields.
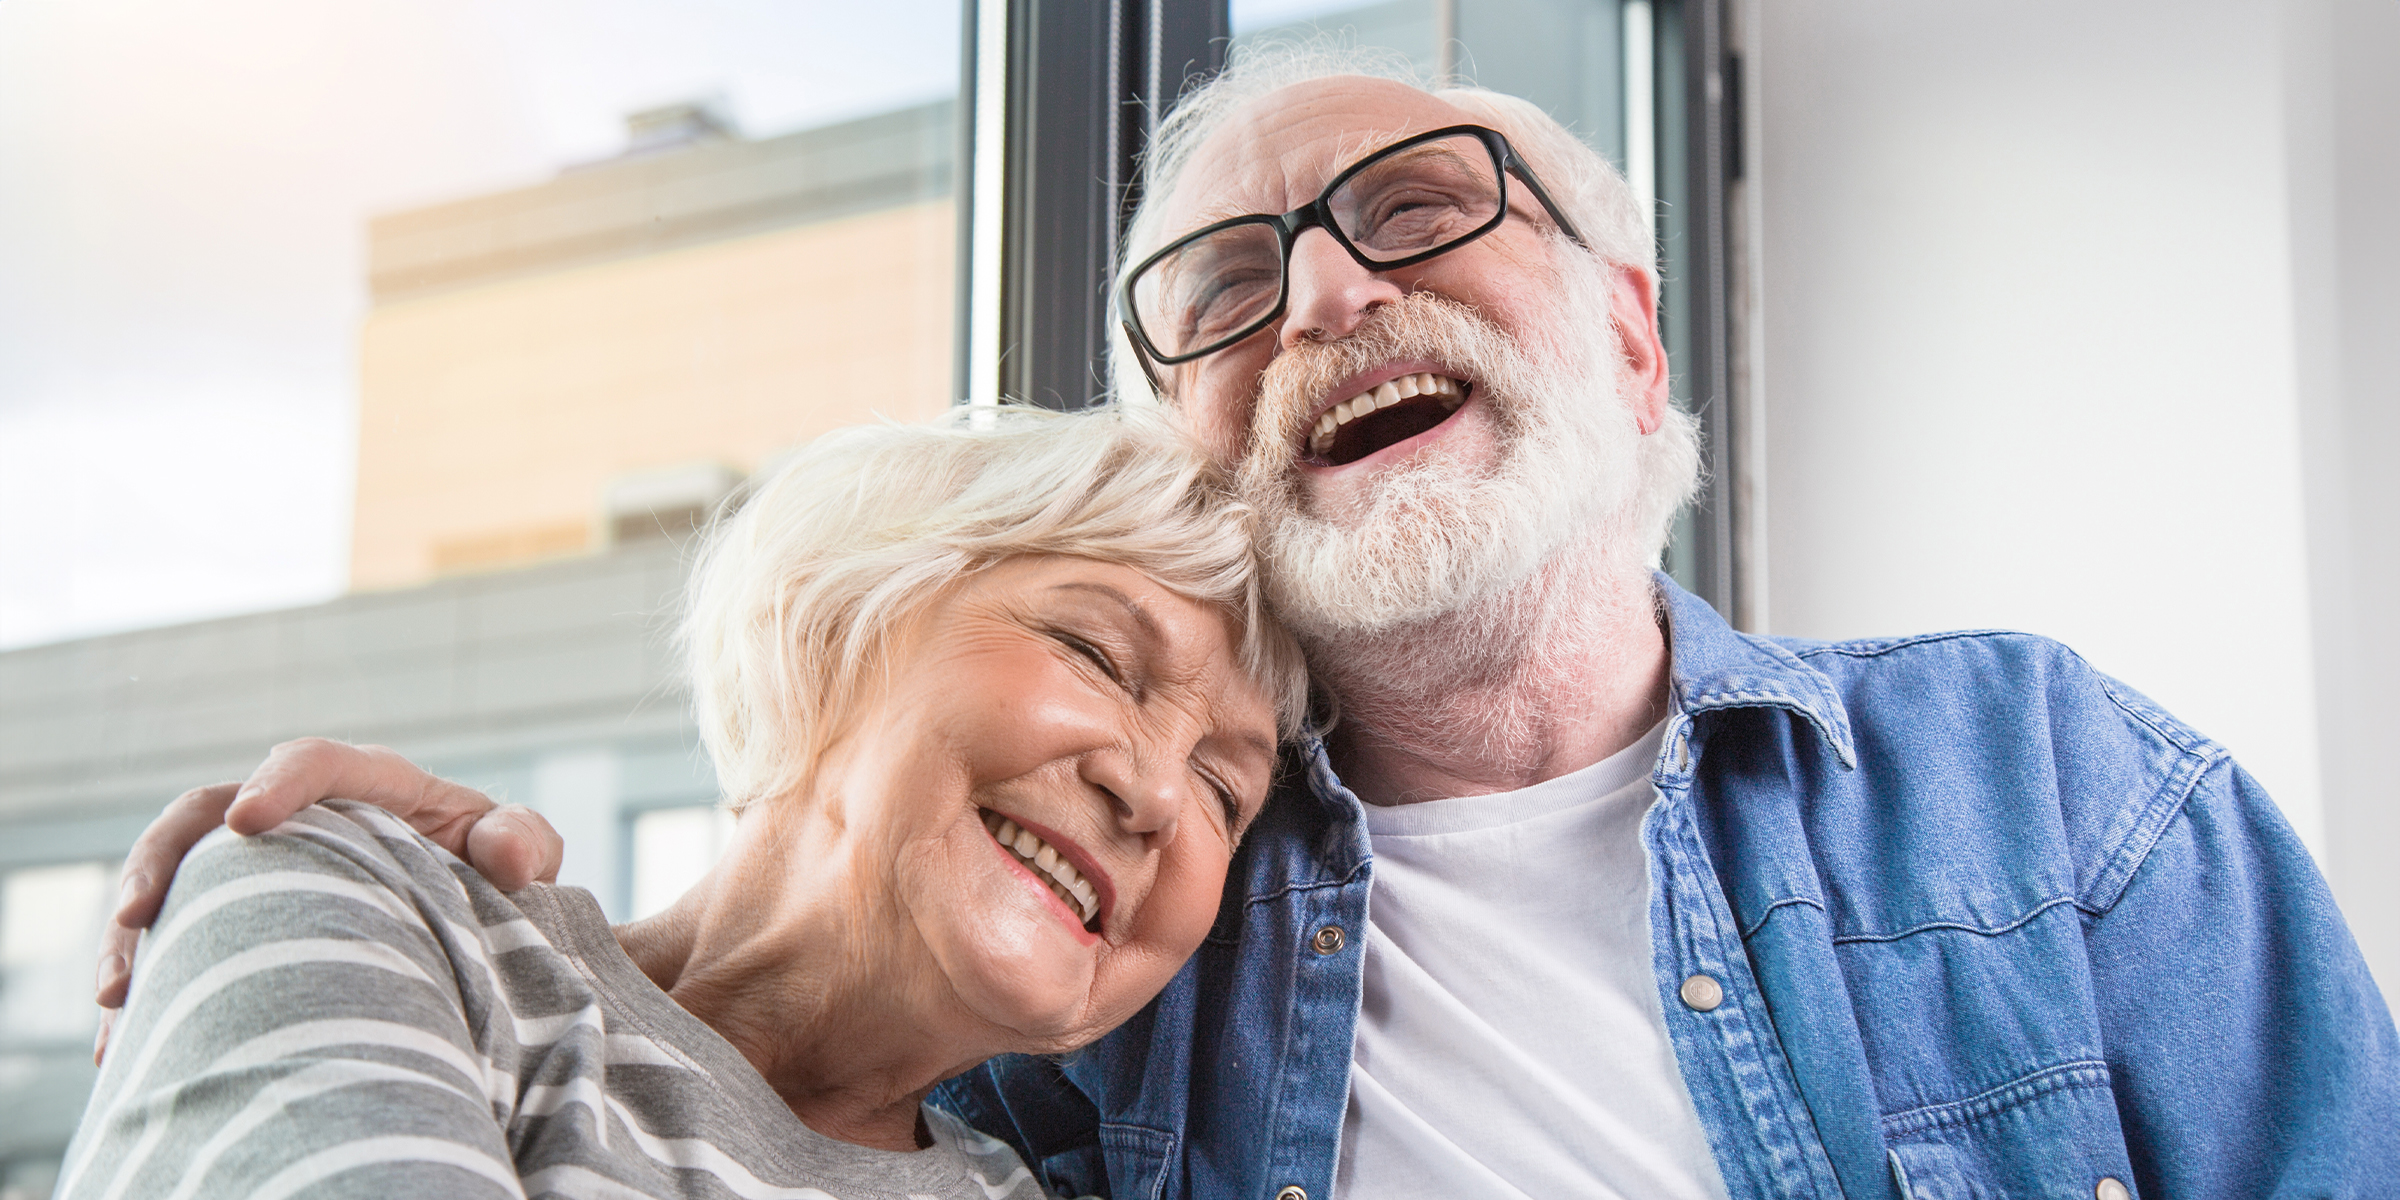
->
xmin=683 ymin=405 xmax=1311 ymax=813
xmin=1110 ymin=38 xmax=1701 ymax=571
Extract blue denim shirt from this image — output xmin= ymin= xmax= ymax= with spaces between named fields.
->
xmin=937 ymin=577 xmax=2400 ymax=1198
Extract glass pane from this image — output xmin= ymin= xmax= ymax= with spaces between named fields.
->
xmin=629 ymin=806 xmax=739 ymax=921
xmin=0 ymin=861 xmax=117 ymax=1045
xmin=1236 ymin=0 xmax=1440 ymax=62
xmin=1232 ymin=0 xmax=1627 ymax=171
xmin=0 ymin=1 xmax=964 ymax=643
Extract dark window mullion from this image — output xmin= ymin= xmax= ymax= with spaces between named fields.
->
xmin=1656 ymin=0 xmax=1741 ymax=621
xmin=957 ymin=0 xmax=1229 ymax=412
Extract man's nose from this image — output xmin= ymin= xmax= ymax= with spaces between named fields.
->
xmin=1278 ymin=228 xmax=1405 ymax=349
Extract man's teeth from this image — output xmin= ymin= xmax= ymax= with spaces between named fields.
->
xmin=982 ymin=811 xmax=1099 ymax=927
xmin=1308 ymin=372 xmax=1466 ymax=457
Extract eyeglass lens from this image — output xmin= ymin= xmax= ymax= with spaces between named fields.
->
xmin=1131 ymin=132 xmax=1504 ymax=361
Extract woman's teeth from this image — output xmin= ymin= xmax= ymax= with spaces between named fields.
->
xmin=982 ymin=810 xmax=1099 ymax=928
xmin=1308 ymin=372 xmax=1466 ymax=458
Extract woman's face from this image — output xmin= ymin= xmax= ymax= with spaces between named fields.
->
xmin=811 ymin=555 xmax=1280 ymax=1053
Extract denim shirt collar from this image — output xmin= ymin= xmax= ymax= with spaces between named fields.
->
xmin=1285 ymin=572 xmax=1858 ymax=791
xmin=1652 ymin=572 xmax=1857 ymax=769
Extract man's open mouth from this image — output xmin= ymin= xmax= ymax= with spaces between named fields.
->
xmin=1303 ymin=372 xmax=1469 ymax=466
xmin=980 ymin=809 xmax=1101 ymax=932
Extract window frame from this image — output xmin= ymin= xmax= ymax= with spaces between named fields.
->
xmin=955 ymin=0 xmax=1227 ymax=412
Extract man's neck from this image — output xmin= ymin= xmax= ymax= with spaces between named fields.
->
xmin=1310 ymin=540 xmax=1671 ymax=805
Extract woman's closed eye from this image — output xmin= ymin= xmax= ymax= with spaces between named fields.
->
xmin=1054 ymin=630 xmax=1124 ymax=683
xmin=1198 ymin=767 xmax=1246 ymax=840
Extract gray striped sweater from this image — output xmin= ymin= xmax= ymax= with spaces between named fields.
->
xmin=61 ymin=801 xmax=1059 ymax=1200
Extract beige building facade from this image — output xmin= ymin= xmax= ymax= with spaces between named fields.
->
xmin=352 ymin=102 xmax=958 ymax=590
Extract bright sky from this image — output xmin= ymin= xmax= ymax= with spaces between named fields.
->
xmin=0 ymin=0 xmax=959 ymax=649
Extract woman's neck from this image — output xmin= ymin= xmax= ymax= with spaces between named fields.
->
xmin=614 ymin=812 xmax=990 ymax=1152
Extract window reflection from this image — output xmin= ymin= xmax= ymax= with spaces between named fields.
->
xmin=630 ymin=806 xmax=739 ymax=921
xmin=0 ymin=861 xmax=117 ymax=1046
xmin=1231 ymin=0 xmax=1629 ymax=172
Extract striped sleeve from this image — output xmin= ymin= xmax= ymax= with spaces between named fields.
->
xmin=60 ymin=805 xmax=525 ymax=1200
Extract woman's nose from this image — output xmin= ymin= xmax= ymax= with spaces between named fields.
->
xmin=1082 ymin=748 xmax=1184 ymax=846
xmin=1278 ymin=228 xmax=1405 ymax=349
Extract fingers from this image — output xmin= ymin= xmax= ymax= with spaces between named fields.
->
xmin=94 ymin=741 xmax=516 ymax=1055
xmin=465 ymin=805 xmax=565 ymax=891
xmin=97 ymin=779 xmax=238 ymax=1026
xmin=227 ymin=738 xmax=447 ymax=835
xmin=94 ymin=914 xmax=143 ymax=1009
xmin=227 ymin=740 xmax=498 ymax=860
xmin=113 ymin=782 xmax=240 ymax=934
xmin=95 ymin=1007 xmax=117 ymax=1066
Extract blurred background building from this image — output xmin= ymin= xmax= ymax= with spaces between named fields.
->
xmin=0 ymin=58 xmax=963 ymax=1192
xmin=353 ymin=98 xmax=954 ymax=588
xmin=1 ymin=0 xmax=2393 ymax=1195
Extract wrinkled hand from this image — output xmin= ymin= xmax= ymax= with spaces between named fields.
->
xmin=93 ymin=737 xmax=563 ymax=1063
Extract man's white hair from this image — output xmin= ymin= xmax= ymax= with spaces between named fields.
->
xmin=1109 ymin=38 xmax=1701 ymax=574
xmin=684 ymin=406 xmax=1311 ymax=813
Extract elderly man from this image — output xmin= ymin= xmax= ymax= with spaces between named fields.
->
xmin=101 ymin=45 xmax=2396 ymax=1199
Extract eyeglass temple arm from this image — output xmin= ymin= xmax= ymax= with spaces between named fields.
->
xmin=1506 ymin=150 xmax=1589 ymax=249
xmin=1123 ymin=321 xmax=1171 ymax=398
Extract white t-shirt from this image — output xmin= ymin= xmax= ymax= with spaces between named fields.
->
xmin=1334 ymin=720 xmax=1732 ymax=1200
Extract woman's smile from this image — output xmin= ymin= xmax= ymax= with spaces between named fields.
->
xmin=979 ymin=807 xmax=1109 ymax=937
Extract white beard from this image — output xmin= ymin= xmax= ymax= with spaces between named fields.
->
xmin=1233 ymin=251 xmax=1651 ymax=643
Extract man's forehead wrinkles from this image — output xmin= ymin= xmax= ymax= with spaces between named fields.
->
xmin=1183 ymin=113 xmax=1444 ymax=224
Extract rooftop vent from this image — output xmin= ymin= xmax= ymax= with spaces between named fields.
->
xmin=622 ymin=101 xmax=736 ymax=157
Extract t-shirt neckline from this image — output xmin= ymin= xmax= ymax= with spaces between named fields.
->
xmin=1359 ymin=716 xmax=1669 ymax=838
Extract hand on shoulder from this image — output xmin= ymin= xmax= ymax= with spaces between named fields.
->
xmin=92 ymin=736 xmax=563 ymax=1062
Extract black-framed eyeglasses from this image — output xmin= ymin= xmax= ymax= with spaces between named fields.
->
xmin=1117 ymin=123 xmax=1586 ymax=378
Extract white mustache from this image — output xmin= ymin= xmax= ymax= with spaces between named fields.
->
xmin=1245 ymin=291 xmax=1518 ymax=464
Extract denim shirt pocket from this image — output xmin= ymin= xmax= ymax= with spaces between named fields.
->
xmin=1095 ymin=1122 xmax=1177 ymax=1200
xmin=1882 ymin=1061 xmax=2140 ymax=1200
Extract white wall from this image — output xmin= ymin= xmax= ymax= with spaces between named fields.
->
xmin=1754 ymin=0 xmax=2399 ymax=988
xmin=2291 ymin=0 xmax=2400 ymax=995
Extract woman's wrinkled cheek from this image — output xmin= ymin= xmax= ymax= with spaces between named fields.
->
xmin=900 ymin=833 xmax=1100 ymax=1043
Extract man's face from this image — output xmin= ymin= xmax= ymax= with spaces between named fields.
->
xmin=1145 ymin=78 xmax=1670 ymax=636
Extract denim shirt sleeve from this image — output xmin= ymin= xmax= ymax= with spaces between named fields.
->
xmin=2081 ymin=742 xmax=2400 ymax=1192
xmin=1701 ymin=615 xmax=2400 ymax=1199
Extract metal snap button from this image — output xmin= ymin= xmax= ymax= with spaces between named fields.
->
xmin=1679 ymin=973 xmax=1723 ymax=1011
xmin=1276 ymin=1188 xmax=1308 ymax=1200
xmin=2095 ymin=1178 xmax=2130 ymax=1200
xmin=1312 ymin=926 xmax=1346 ymax=955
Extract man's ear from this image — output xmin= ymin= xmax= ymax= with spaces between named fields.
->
xmin=1610 ymin=265 xmax=1671 ymax=435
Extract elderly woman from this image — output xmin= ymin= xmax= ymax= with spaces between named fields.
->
xmin=62 ymin=408 xmax=1307 ymax=1199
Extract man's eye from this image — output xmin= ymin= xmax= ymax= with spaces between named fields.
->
xmin=1180 ymin=270 xmax=1277 ymax=338
xmin=1356 ymin=192 xmax=1470 ymax=247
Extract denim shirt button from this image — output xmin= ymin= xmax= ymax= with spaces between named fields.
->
xmin=2095 ymin=1178 xmax=2130 ymax=1200
xmin=1679 ymin=973 xmax=1724 ymax=1011
xmin=1312 ymin=926 xmax=1346 ymax=954
xmin=1275 ymin=1187 xmax=1308 ymax=1200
